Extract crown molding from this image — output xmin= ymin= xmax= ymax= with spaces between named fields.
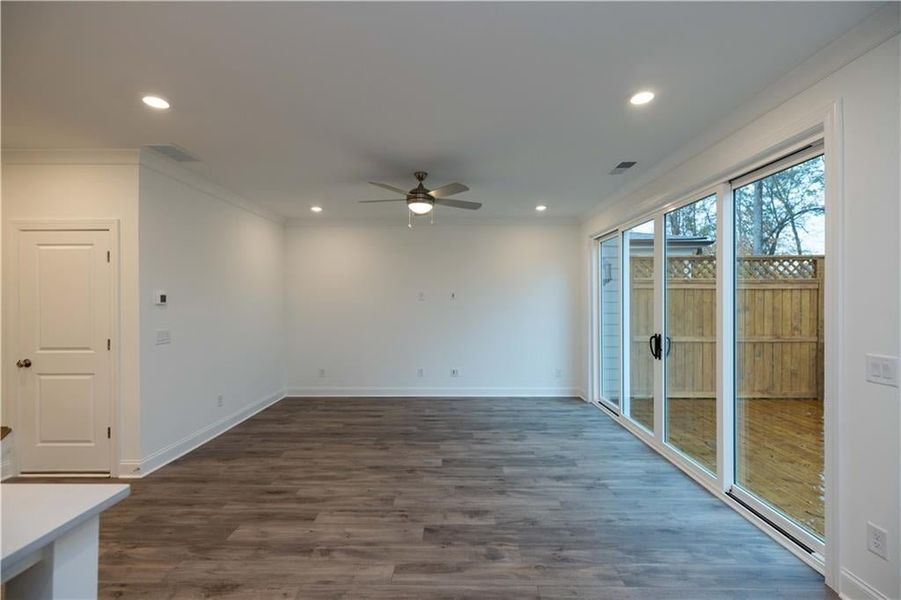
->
xmin=139 ymin=148 xmax=285 ymax=225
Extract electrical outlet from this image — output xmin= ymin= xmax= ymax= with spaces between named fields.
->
xmin=318 ymin=368 xmax=326 ymax=378
xmin=450 ymin=292 xmax=456 ymax=301
xmin=418 ymin=291 xmax=426 ymax=302
xmin=450 ymin=368 xmax=460 ymax=378
xmin=555 ymin=368 xmax=563 ymax=379
xmin=216 ymin=394 xmax=224 ymax=408
xmin=155 ymin=329 xmax=171 ymax=345
xmin=417 ymin=368 xmax=424 ymax=378
xmin=867 ymin=522 xmax=888 ymax=559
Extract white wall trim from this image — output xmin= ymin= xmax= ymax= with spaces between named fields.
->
xmin=284 ymin=387 xmax=583 ymax=399
xmin=119 ymin=389 xmax=285 ymax=478
xmin=139 ymin=148 xmax=284 ymax=225
xmin=840 ymin=568 xmax=890 ymax=600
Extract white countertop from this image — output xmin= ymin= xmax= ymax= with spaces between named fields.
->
xmin=1 ymin=483 xmax=130 ymax=569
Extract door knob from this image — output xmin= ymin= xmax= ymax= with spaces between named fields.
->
xmin=16 ymin=359 xmax=32 ymax=368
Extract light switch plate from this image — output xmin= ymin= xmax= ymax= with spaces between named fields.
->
xmin=155 ymin=329 xmax=171 ymax=345
xmin=865 ymin=354 xmax=898 ymax=387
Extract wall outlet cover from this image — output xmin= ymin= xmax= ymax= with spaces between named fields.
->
xmin=867 ymin=521 xmax=888 ymax=560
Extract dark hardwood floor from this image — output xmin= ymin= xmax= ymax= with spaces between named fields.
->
xmin=14 ymin=397 xmax=835 ymax=599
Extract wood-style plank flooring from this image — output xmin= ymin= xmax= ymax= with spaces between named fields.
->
xmin=15 ymin=397 xmax=834 ymax=599
xmin=631 ymin=397 xmax=824 ymax=536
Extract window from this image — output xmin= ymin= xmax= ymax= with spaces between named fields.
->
xmin=597 ymin=235 xmax=621 ymax=407
xmin=732 ymin=150 xmax=826 ymax=542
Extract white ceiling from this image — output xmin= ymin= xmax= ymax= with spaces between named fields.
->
xmin=2 ymin=2 xmax=880 ymax=220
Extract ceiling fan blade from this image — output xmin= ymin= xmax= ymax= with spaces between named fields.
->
xmin=434 ymin=198 xmax=482 ymax=210
xmin=358 ymin=199 xmax=407 ymax=203
xmin=369 ymin=181 xmax=409 ymax=196
xmin=429 ymin=182 xmax=469 ymax=198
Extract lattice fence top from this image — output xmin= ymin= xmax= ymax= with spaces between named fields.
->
xmin=631 ymin=256 xmax=821 ymax=280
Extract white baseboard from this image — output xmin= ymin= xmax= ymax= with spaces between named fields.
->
xmin=840 ymin=568 xmax=889 ymax=600
xmin=283 ymin=386 xmax=583 ymax=398
xmin=118 ymin=389 xmax=285 ymax=478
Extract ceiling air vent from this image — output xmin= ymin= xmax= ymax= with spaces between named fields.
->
xmin=146 ymin=144 xmax=200 ymax=162
xmin=609 ymin=161 xmax=637 ymax=175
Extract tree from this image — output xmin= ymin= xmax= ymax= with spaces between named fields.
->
xmin=736 ymin=155 xmax=825 ymax=256
xmin=665 ymin=193 xmax=717 ymax=254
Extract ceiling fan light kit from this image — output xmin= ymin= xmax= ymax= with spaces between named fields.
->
xmin=361 ymin=171 xmax=480 ymax=227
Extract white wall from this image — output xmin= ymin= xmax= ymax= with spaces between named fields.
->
xmin=1 ymin=151 xmax=143 ymax=469
xmin=284 ymin=221 xmax=581 ymax=397
xmin=134 ymin=151 xmax=285 ymax=473
xmin=580 ymin=23 xmax=900 ymax=600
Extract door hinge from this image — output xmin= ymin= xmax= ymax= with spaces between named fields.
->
xmin=107 ymin=339 xmax=111 ymax=351
xmin=107 ymin=426 xmax=111 ymax=439
xmin=107 ymin=250 xmax=111 ymax=263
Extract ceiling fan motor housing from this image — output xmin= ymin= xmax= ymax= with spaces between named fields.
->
xmin=408 ymin=172 xmax=435 ymax=210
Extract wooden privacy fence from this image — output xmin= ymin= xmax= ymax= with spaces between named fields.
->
xmin=630 ymin=255 xmax=824 ymax=401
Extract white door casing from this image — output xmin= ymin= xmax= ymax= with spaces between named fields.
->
xmin=14 ymin=227 xmax=112 ymax=473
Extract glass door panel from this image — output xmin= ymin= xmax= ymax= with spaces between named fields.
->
xmin=664 ymin=195 xmax=717 ymax=473
xmin=598 ymin=235 xmax=621 ymax=407
xmin=734 ymin=152 xmax=826 ymax=540
xmin=624 ymin=220 xmax=655 ymax=432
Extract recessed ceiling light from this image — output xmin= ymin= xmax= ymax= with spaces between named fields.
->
xmin=142 ymin=95 xmax=170 ymax=110
xmin=629 ymin=90 xmax=655 ymax=106
xmin=535 ymin=205 xmax=548 ymax=212
xmin=310 ymin=206 xmax=323 ymax=213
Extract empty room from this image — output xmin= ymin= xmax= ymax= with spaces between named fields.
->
xmin=1 ymin=2 xmax=899 ymax=599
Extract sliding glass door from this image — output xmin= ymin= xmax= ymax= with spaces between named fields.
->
xmin=731 ymin=147 xmax=826 ymax=548
xmin=664 ymin=195 xmax=717 ymax=473
xmin=623 ymin=220 xmax=655 ymax=432
xmin=593 ymin=139 xmax=828 ymax=558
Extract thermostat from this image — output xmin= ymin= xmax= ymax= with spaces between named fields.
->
xmin=155 ymin=290 xmax=168 ymax=306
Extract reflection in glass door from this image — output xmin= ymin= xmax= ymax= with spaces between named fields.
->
xmin=664 ymin=195 xmax=717 ymax=473
xmin=598 ymin=235 xmax=621 ymax=408
xmin=733 ymin=150 xmax=826 ymax=544
xmin=624 ymin=220 xmax=655 ymax=432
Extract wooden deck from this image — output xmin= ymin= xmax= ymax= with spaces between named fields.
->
xmin=630 ymin=397 xmax=824 ymax=536
xmin=11 ymin=397 xmax=830 ymax=599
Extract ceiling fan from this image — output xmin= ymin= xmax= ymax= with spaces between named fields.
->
xmin=359 ymin=171 xmax=481 ymax=216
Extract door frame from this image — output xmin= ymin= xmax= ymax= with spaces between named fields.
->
xmin=6 ymin=219 xmax=121 ymax=477
xmin=590 ymin=229 xmax=623 ymax=414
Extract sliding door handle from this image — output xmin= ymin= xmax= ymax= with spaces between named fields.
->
xmin=648 ymin=334 xmax=661 ymax=360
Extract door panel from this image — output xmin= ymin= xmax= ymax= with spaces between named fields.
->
xmin=664 ymin=195 xmax=717 ymax=473
xmin=733 ymin=152 xmax=826 ymax=542
xmin=597 ymin=235 xmax=621 ymax=407
xmin=624 ymin=221 xmax=655 ymax=432
xmin=16 ymin=229 xmax=111 ymax=472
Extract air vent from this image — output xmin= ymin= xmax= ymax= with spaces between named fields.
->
xmin=609 ymin=161 xmax=637 ymax=175
xmin=146 ymin=144 xmax=200 ymax=162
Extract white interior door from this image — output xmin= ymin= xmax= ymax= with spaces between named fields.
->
xmin=15 ymin=228 xmax=112 ymax=473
